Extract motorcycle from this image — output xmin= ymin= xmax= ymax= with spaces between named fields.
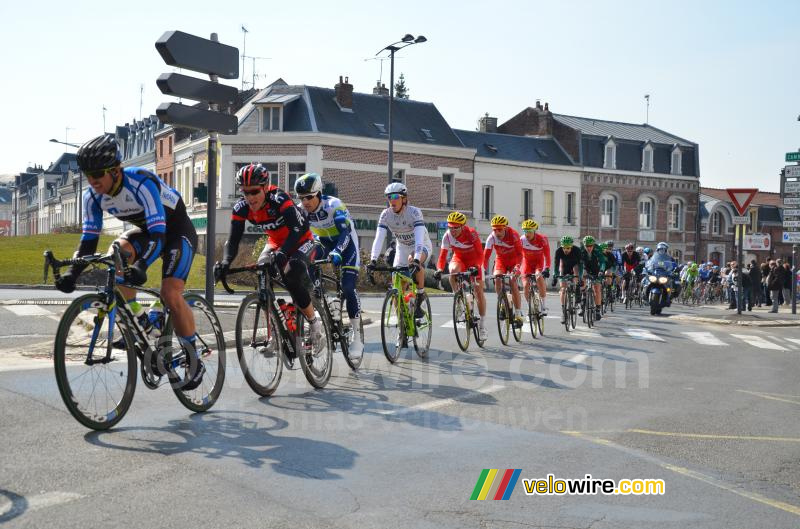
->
xmin=643 ymin=266 xmax=673 ymax=315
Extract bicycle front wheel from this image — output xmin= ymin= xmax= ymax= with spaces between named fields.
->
xmin=297 ymin=299 xmax=333 ymax=389
xmin=381 ymin=291 xmax=403 ymax=363
xmin=235 ymin=293 xmax=283 ymax=396
xmin=497 ymin=294 xmax=511 ymax=345
xmin=53 ymin=294 xmax=137 ymax=431
xmin=527 ymin=291 xmax=538 ymax=339
xmin=165 ymin=294 xmax=226 ymax=412
xmin=413 ymin=294 xmax=432 ymax=359
xmin=453 ymin=291 xmax=471 ymax=352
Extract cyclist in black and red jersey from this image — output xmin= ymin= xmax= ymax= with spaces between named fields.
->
xmin=620 ymin=243 xmax=641 ymax=302
xmin=214 ymin=164 xmax=322 ymax=348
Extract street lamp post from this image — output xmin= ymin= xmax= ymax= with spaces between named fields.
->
xmin=376 ymin=34 xmax=427 ymax=184
xmin=50 ymin=138 xmax=84 ymax=225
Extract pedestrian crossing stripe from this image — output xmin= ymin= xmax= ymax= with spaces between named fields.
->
xmin=625 ymin=328 xmax=665 ymax=342
xmin=730 ymin=335 xmax=788 ymax=351
xmin=682 ymin=332 xmax=727 ymax=346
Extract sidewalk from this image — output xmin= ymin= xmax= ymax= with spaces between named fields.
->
xmin=668 ymin=302 xmax=800 ymax=327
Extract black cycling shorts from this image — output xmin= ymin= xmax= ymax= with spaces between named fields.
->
xmin=120 ymin=216 xmax=198 ymax=282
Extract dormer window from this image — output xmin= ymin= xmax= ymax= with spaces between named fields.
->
xmin=373 ymin=123 xmax=387 ymax=135
xmin=419 ymin=128 xmax=434 ymax=141
xmin=262 ymin=106 xmax=282 ymax=132
xmin=642 ymin=142 xmax=654 ymax=172
xmin=604 ymin=138 xmax=616 ymax=170
xmin=671 ymin=145 xmax=682 ymax=175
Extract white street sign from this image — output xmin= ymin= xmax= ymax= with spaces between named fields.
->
xmin=784 ymin=209 xmax=800 ymax=216
xmin=733 ymin=216 xmax=750 ymax=224
xmin=782 ymin=232 xmax=800 ymax=243
xmin=785 ymin=181 xmax=800 ymax=193
xmin=785 ymin=165 xmax=800 ymax=179
xmin=784 ymin=197 xmax=800 ymax=205
xmin=783 ymin=220 xmax=800 ymax=227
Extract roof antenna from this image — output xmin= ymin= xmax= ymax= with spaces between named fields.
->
xmin=644 ymin=94 xmax=650 ymax=125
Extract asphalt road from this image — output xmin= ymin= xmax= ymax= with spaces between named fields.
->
xmin=1 ymin=292 xmax=799 ymax=528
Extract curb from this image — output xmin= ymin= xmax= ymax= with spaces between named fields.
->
xmin=668 ymin=314 xmax=800 ymax=327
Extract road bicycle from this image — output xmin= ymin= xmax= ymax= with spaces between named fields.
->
xmin=220 ymin=256 xmax=333 ymax=396
xmin=45 ymin=244 xmax=225 ymax=430
xmin=556 ymin=274 xmax=578 ymax=332
xmin=441 ymin=267 xmax=485 ymax=351
xmin=524 ymin=273 xmax=545 ymax=338
xmin=309 ymin=257 xmax=363 ymax=370
xmin=492 ymin=273 xmax=523 ymax=345
xmin=582 ymin=275 xmax=601 ymax=328
xmin=369 ymin=265 xmax=432 ymax=363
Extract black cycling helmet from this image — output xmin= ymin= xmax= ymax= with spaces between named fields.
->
xmin=605 ymin=240 xmax=615 ymax=249
xmin=76 ymin=134 xmax=122 ymax=172
xmin=236 ymin=163 xmax=270 ymax=187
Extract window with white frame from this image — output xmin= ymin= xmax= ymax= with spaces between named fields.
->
xmin=287 ymin=163 xmax=306 ymax=192
xmin=638 ymin=196 xmax=655 ymax=229
xmin=604 ymin=139 xmax=616 ymax=169
xmin=522 ymin=188 xmax=533 ymax=220
xmin=481 ymin=185 xmax=494 ymax=221
xmin=566 ymin=192 xmax=576 ymax=225
xmin=711 ymin=211 xmax=723 ymax=235
xmin=600 ymin=193 xmax=617 ymax=228
xmin=642 ymin=144 xmax=654 ymax=172
xmin=542 ymin=190 xmax=555 ymax=224
xmin=441 ymin=174 xmax=454 ymax=207
xmin=671 ymin=146 xmax=682 ymax=175
xmin=262 ymin=106 xmax=282 ymax=131
xmin=668 ymin=199 xmax=683 ymax=230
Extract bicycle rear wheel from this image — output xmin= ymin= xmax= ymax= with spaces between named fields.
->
xmin=497 ymin=294 xmax=511 ymax=345
xmin=413 ymin=294 xmax=432 ymax=359
xmin=235 ymin=293 xmax=283 ymax=397
xmin=165 ymin=294 xmax=226 ymax=412
xmin=453 ymin=291 xmax=471 ymax=351
xmin=53 ymin=294 xmax=136 ymax=431
xmin=341 ymin=305 xmax=364 ymax=371
xmin=381 ymin=291 xmax=403 ymax=363
xmin=297 ymin=299 xmax=333 ymax=389
xmin=586 ymin=292 xmax=595 ymax=328
xmin=527 ymin=291 xmax=538 ymax=338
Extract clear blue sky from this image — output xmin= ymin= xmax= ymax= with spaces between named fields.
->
xmin=1 ymin=0 xmax=797 ymax=191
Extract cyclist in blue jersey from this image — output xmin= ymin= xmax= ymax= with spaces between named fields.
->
xmin=295 ymin=173 xmax=363 ymax=357
xmin=55 ymin=134 xmax=204 ymax=389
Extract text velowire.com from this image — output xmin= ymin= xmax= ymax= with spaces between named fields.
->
xmin=524 ymin=474 xmax=665 ymax=496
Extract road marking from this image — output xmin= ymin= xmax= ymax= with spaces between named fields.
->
xmin=624 ymin=428 xmax=800 ymax=443
xmin=624 ymin=328 xmax=664 ymax=342
xmin=376 ymin=384 xmax=504 ymax=415
xmin=682 ymin=332 xmax=727 ymax=346
xmin=3 ymin=305 xmax=60 ymax=322
xmin=439 ymin=319 xmax=467 ymax=329
xmin=562 ymin=353 xmax=590 ymax=366
xmin=0 ymin=491 xmax=85 ymax=519
xmin=562 ymin=431 xmax=800 ymax=517
xmin=784 ymin=338 xmax=800 ymax=348
xmin=731 ymin=334 xmax=788 ymax=351
xmin=737 ymin=390 xmax=800 ymax=406
xmin=570 ymin=328 xmax=603 ymax=338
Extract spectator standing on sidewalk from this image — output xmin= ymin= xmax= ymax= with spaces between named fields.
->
xmin=760 ymin=261 xmax=771 ymax=306
xmin=767 ymin=260 xmax=783 ymax=313
xmin=749 ymin=260 xmax=762 ymax=307
xmin=726 ymin=262 xmax=739 ymax=310
xmin=782 ymin=261 xmax=793 ymax=306
xmin=741 ymin=264 xmax=753 ymax=311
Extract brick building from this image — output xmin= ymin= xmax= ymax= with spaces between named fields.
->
xmin=496 ymin=102 xmax=700 ymax=260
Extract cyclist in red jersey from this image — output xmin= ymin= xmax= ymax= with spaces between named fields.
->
xmin=214 ymin=164 xmax=323 ymax=348
xmin=483 ymin=215 xmax=524 ymax=327
xmin=434 ymin=211 xmax=487 ymax=339
xmin=520 ymin=219 xmax=552 ymax=315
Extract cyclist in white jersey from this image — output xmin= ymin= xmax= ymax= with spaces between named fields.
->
xmin=368 ymin=182 xmax=432 ymax=319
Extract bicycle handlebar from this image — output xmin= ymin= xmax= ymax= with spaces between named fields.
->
xmin=42 ymin=242 xmax=130 ymax=284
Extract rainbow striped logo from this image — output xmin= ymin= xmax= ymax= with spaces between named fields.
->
xmin=470 ymin=469 xmax=522 ymax=500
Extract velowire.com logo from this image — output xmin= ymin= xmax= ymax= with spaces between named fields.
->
xmin=470 ymin=469 xmax=522 ymax=501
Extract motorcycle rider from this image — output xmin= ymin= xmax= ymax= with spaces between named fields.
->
xmin=644 ymin=242 xmax=676 ymax=307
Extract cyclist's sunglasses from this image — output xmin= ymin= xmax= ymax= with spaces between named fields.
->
xmin=562 ymin=245 xmax=573 ymax=250
xmin=241 ymin=188 xmax=263 ymax=196
xmin=84 ymin=167 xmax=116 ymax=179
xmin=386 ymin=193 xmax=403 ymax=200
xmin=522 ymin=228 xmax=534 ymax=233
xmin=297 ymin=194 xmax=315 ymax=201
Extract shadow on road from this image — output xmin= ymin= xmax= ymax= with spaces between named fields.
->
xmin=83 ymin=410 xmax=357 ymax=479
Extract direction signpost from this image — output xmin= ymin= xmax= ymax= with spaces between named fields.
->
xmin=155 ymin=30 xmax=239 ymax=303
xmin=726 ymin=188 xmax=758 ymax=315
xmin=781 ymin=165 xmax=800 ymax=314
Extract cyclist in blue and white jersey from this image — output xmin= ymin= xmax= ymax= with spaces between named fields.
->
xmin=55 ymin=134 xmax=203 ymax=389
xmin=368 ymin=182 xmax=432 ymax=320
xmin=295 ymin=173 xmax=363 ymax=357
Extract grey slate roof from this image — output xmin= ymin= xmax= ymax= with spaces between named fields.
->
xmin=304 ymin=87 xmax=463 ymax=147
xmin=554 ymin=114 xmax=695 ymax=147
xmin=0 ymin=188 xmax=12 ymax=204
xmin=454 ymin=130 xmax=573 ymax=165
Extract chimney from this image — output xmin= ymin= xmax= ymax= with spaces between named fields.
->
xmin=535 ymin=100 xmax=542 ymax=110
xmin=334 ymin=75 xmax=354 ymax=109
xmin=372 ymin=81 xmax=389 ymax=97
xmin=479 ymin=113 xmax=497 ymax=133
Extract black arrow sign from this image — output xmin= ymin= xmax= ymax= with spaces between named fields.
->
xmin=156 ymin=102 xmax=238 ymax=134
xmin=156 ymin=73 xmax=238 ymax=105
xmin=155 ymin=30 xmax=239 ymax=79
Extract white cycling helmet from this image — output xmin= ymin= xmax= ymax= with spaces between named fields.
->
xmin=656 ymin=242 xmax=669 ymax=253
xmin=384 ymin=182 xmax=407 ymax=196
xmin=635 ymin=246 xmax=644 ymax=253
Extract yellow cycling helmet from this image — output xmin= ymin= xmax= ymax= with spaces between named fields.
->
xmin=447 ymin=211 xmax=467 ymax=226
xmin=490 ymin=215 xmax=509 ymax=227
xmin=521 ymin=219 xmax=538 ymax=231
